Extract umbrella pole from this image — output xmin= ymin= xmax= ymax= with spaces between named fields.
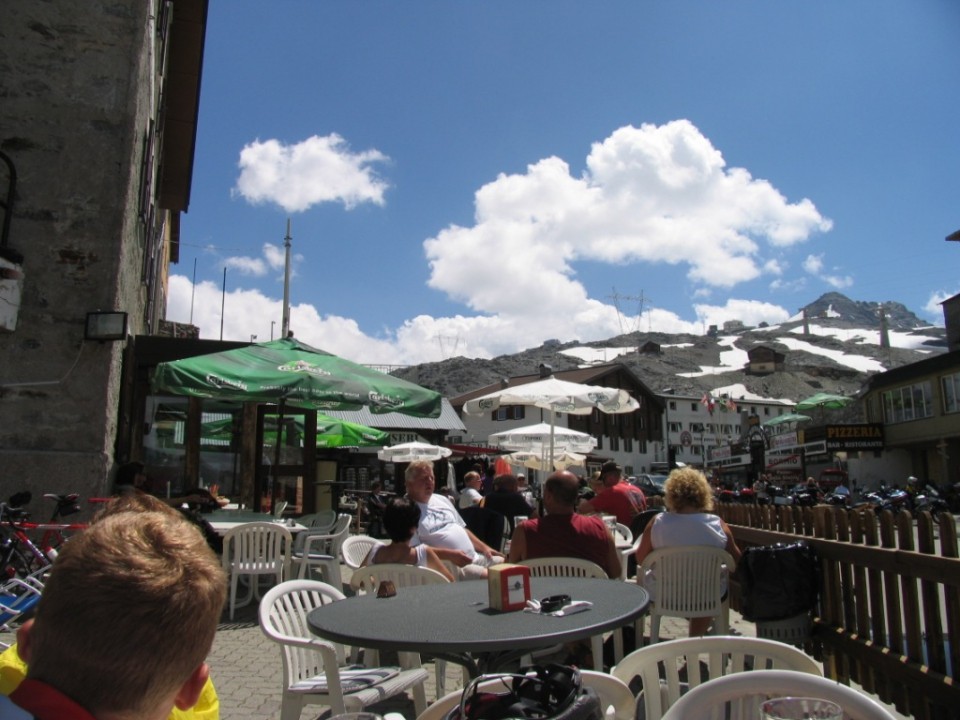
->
xmin=271 ymin=398 xmax=285 ymax=513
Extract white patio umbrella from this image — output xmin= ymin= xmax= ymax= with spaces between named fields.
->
xmin=464 ymin=376 xmax=639 ymax=474
xmin=377 ymin=441 xmax=453 ymax=463
xmin=507 ymin=449 xmax=587 ymax=471
xmin=488 ymin=422 xmax=598 ymax=454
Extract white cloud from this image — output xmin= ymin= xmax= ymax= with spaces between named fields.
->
xmin=233 ymin=134 xmax=390 ymax=212
xmin=803 ymin=254 xmax=823 ymax=274
xmin=802 ymin=253 xmax=852 ymax=289
xmin=170 ymin=120 xmax=833 ymax=365
xmin=923 ymin=289 xmax=957 ymax=323
xmin=224 ymin=256 xmax=267 ymax=276
xmin=426 ymin=119 xmax=831 ymax=318
xmin=693 ymin=299 xmax=791 ymax=329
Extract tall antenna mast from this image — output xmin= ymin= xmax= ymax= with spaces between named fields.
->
xmin=281 ymin=218 xmax=292 ymax=338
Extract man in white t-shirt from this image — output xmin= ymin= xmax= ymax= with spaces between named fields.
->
xmin=406 ymin=461 xmax=503 ymax=578
xmin=458 ymin=471 xmax=483 ymax=509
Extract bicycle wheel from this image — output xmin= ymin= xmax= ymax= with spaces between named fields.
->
xmin=1 ymin=544 xmax=36 ymax=580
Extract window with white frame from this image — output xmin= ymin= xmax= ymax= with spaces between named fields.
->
xmin=943 ymin=372 xmax=960 ymax=414
xmin=882 ymin=381 xmax=933 ymax=423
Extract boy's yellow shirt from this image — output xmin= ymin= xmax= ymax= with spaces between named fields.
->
xmin=0 ymin=644 xmax=220 ymax=719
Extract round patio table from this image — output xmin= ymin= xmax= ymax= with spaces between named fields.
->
xmin=307 ymin=576 xmax=649 ymax=677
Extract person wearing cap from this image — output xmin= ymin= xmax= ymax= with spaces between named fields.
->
xmin=578 ymin=460 xmax=646 ymax=525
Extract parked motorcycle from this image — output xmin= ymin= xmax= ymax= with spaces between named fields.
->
xmin=910 ymin=483 xmax=950 ymax=516
xmin=862 ymin=484 xmax=910 ymax=514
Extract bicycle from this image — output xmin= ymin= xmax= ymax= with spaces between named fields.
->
xmin=0 ymin=491 xmax=89 ymax=579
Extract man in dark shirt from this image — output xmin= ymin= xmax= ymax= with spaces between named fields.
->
xmin=482 ymin=474 xmax=535 ymax=532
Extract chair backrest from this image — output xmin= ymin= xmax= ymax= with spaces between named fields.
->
xmin=299 ymin=510 xmax=338 ymax=531
xmin=613 ymin=522 xmax=633 ymax=545
xmin=349 ymin=562 xmax=449 ymax=595
xmin=660 ymin=668 xmax=897 ymax=720
xmin=517 ymin=557 xmax=608 ymax=579
xmin=415 ymin=668 xmax=637 ymax=720
xmin=639 ymin=545 xmax=735 ymax=617
xmin=611 ymin=635 xmax=822 ymax=720
xmin=258 ymin=579 xmax=347 ymax=685
xmin=294 ymin=513 xmax=352 ymax=556
xmin=629 ymin=507 xmax=664 ymax=538
xmin=222 ymin=521 xmax=291 ymax=572
xmin=340 ymin=534 xmax=384 ymax=569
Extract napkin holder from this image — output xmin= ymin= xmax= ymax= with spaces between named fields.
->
xmin=487 ymin=563 xmax=531 ymax=612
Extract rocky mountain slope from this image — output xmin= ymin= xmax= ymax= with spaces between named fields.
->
xmin=394 ymin=293 xmax=946 ymax=408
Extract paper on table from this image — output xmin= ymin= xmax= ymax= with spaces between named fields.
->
xmin=524 ymin=599 xmax=593 ymax=617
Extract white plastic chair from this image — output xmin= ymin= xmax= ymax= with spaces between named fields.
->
xmin=222 ymin=521 xmax=292 ymax=620
xmin=289 ymin=513 xmax=351 ymax=588
xmin=349 ymin=563 xmax=459 ymax=695
xmin=516 ymin=556 xmax=608 ymax=579
xmin=298 ymin=510 xmax=338 ymax=532
xmin=611 ymin=635 xmax=822 ymax=720
xmin=341 ymin=534 xmax=384 ymax=569
xmin=414 ymin=669 xmax=637 ymax=720
xmin=516 ymin=557 xmax=609 ymax=671
xmin=660 ymin=668 xmax=898 ymax=720
xmin=638 ymin=545 xmax=736 ymax=644
xmin=259 ymin=579 xmax=429 ymax=720
xmin=613 ymin=522 xmax=634 ymax=581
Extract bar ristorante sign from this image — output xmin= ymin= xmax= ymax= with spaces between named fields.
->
xmin=823 ymin=423 xmax=885 ymax=451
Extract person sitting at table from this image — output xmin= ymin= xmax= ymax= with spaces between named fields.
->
xmin=578 ymin=461 xmax=646 ymax=526
xmin=508 ymin=470 xmax=621 ymax=579
xmin=635 ymin=467 xmax=741 ymax=637
xmin=365 ymin=480 xmax=388 ymax=538
xmin=457 ymin=471 xmax=484 ymax=509
xmin=405 ymin=460 xmax=503 ymax=579
xmin=481 ymin=473 xmax=534 ymax=533
xmin=362 ymin=496 xmax=455 ymax=581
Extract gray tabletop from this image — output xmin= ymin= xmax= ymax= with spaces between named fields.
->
xmin=307 ymin=577 xmax=648 ymax=674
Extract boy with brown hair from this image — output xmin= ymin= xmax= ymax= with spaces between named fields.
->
xmin=8 ymin=510 xmax=226 ymax=719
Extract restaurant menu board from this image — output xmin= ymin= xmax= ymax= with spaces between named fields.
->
xmin=488 ymin=563 xmax=531 ymax=612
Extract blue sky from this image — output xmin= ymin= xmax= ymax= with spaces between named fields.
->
xmin=169 ymin=1 xmax=960 ymax=365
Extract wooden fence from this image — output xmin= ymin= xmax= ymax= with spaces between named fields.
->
xmin=717 ymin=502 xmax=960 ymax=719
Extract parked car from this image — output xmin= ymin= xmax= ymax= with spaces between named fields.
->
xmin=631 ymin=473 xmax=667 ymax=497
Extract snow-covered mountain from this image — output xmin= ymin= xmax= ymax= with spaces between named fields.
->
xmin=393 ymin=293 xmax=946 ymax=406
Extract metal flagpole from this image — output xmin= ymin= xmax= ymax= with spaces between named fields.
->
xmin=281 ymin=219 xmax=292 ymax=337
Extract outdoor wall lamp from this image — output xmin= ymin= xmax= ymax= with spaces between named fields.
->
xmin=85 ymin=311 xmax=128 ymax=341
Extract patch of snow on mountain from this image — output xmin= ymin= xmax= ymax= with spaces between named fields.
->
xmin=709 ymin=382 xmax=794 ymax=405
xmin=788 ymin=324 xmax=934 ymax=351
xmin=561 ymin=346 xmax=633 ymax=364
xmin=776 ymin=336 xmax=886 ymax=372
xmin=825 ymin=305 xmax=841 ymax=318
xmin=678 ymin=336 xmax=750 ymax=377
xmin=662 ymin=343 xmax=694 ymax=348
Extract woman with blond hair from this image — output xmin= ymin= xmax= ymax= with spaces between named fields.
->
xmin=635 ymin=467 xmax=741 ymax=636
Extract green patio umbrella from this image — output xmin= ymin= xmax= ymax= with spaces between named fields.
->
xmin=153 ymin=338 xmax=441 ymax=417
xmin=201 ymin=413 xmax=389 ymax=448
xmin=153 ymin=338 xmax=441 ymax=504
xmin=795 ymin=392 xmax=854 ymax=422
xmin=761 ymin=413 xmax=812 ymax=428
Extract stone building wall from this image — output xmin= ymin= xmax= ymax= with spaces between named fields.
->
xmin=0 ymin=1 xmax=158 ymax=507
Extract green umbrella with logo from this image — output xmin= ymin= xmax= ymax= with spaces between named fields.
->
xmin=152 ymin=338 xmax=441 ymax=417
xmin=153 ymin=338 xmax=441 ymax=504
